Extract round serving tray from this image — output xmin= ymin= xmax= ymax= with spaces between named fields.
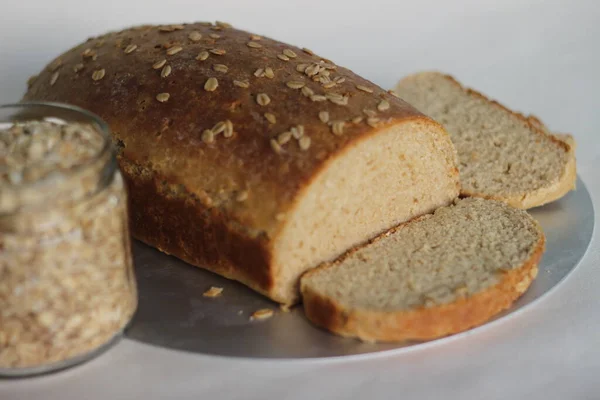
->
xmin=126 ymin=176 xmax=594 ymax=358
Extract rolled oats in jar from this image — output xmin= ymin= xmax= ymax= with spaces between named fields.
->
xmin=0 ymin=103 xmax=137 ymax=376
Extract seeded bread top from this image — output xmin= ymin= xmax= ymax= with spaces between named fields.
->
xmin=24 ymin=22 xmax=433 ymax=237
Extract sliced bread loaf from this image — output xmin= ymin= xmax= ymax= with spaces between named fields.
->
xmin=24 ymin=24 xmax=460 ymax=304
xmin=395 ymin=72 xmax=576 ymax=209
xmin=300 ymin=198 xmax=545 ymax=342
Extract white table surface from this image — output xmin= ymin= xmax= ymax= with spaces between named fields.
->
xmin=1 ymin=0 xmax=599 ymax=398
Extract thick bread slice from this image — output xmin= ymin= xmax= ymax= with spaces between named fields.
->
xmin=395 ymin=72 xmax=576 ymax=209
xmin=301 ymin=198 xmax=545 ymax=342
xmin=24 ymin=23 xmax=459 ymax=304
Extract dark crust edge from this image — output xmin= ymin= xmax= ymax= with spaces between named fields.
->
xmin=120 ymin=161 xmax=277 ymax=301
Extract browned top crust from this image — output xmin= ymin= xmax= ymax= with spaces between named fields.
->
xmin=24 ymin=22 xmax=430 ymax=239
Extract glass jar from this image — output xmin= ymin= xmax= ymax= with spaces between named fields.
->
xmin=0 ymin=102 xmax=137 ymax=377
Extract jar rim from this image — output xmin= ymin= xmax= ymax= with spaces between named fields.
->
xmin=0 ymin=101 xmax=112 ymax=187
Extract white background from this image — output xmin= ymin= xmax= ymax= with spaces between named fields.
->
xmin=1 ymin=0 xmax=600 ymax=398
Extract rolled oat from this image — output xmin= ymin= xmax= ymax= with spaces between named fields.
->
xmin=0 ymin=117 xmax=137 ymax=374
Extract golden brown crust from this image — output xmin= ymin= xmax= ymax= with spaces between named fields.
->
xmin=24 ymin=23 xmax=425 ymax=236
xmin=24 ymin=23 xmax=448 ymax=304
xmin=301 ymin=213 xmax=546 ymax=342
xmin=433 ymin=73 xmax=576 ymax=209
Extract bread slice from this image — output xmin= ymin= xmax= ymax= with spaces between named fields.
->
xmin=395 ymin=72 xmax=576 ymax=209
xmin=301 ymin=198 xmax=545 ymax=342
xmin=24 ymin=24 xmax=460 ymax=304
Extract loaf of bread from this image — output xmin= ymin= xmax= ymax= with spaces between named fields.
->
xmin=301 ymin=197 xmax=545 ymax=342
xmin=24 ymin=23 xmax=460 ymax=304
xmin=395 ymin=72 xmax=576 ymax=209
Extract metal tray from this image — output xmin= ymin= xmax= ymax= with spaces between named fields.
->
xmin=126 ymin=177 xmax=594 ymax=358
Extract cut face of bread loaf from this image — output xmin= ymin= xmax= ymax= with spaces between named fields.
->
xmin=301 ymin=198 xmax=545 ymax=342
xmin=24 ymin=23 xmax=459 ymax=304
xmin=395 ymin=72 xmax=576 ymax=209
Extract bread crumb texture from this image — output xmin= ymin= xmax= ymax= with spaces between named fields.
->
xmin=301 ymin=198 xmax=545 ymax=341
xmin=303 ymin=198 xmax=541 ymax=310
xmin=395 ymin=72 xmax=575 ymax=208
